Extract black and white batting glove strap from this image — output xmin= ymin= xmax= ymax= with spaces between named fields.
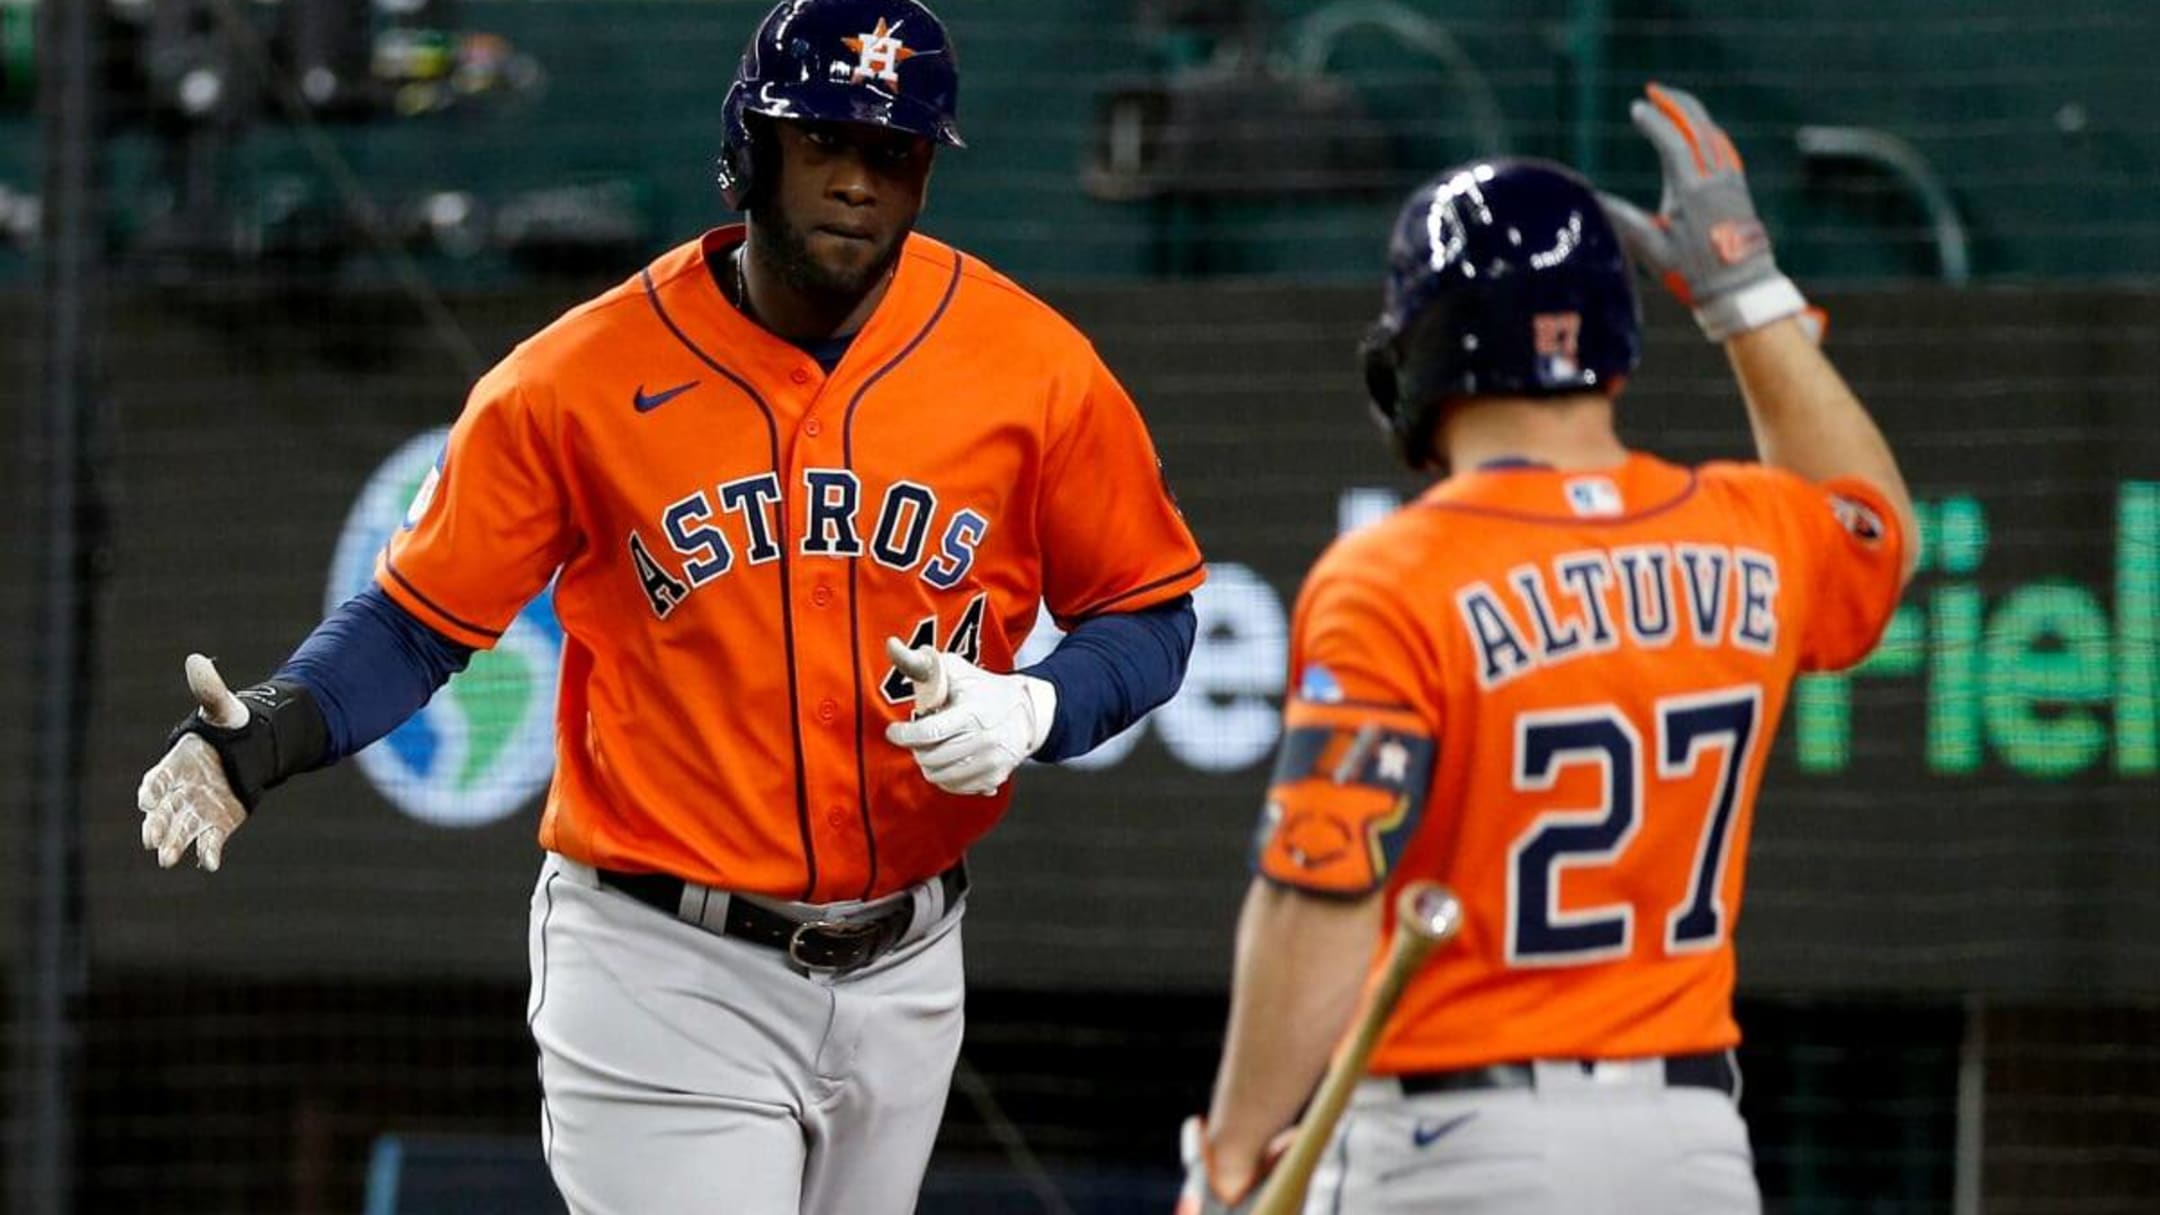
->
xmin=1598 ymin=82 xmax=1810 ymax=343
xmin=139 ymin=654 xmax=326 ymax=871
xmin=883 ymin=637 xmax=1056 ymax=797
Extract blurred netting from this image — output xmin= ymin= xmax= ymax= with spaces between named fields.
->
xmin=2 ymin=1 xmax=2155 ymax=1212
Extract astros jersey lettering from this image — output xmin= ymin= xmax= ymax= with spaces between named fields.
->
xmin=381 ymin=227 xmax=1205 ymax=903
xmin=1252 ymin=454 xmax=1904 ymax=1071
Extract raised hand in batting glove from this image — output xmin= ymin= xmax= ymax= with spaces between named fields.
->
xmin=1598 ymin=82 xmax=1819 ymax=343
xmin=883 ymin=637 xmax=1056 ymax=797
xmin=137 ymin=654 xmax=326 ymax=870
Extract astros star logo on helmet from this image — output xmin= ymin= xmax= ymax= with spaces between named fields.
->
xmin=842 ymin=18 xmax=915 ymax=87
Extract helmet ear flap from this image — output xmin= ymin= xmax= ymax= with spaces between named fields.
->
xmin=718 ymin=82 xmax=753 ymax=211
xmin=1360 ymin=322 xmax=1401 ymax=417
xmin=719 ymin=95 xmax=776 ymax=212
xmin=718 ymin=143 xmax=754 ymax=212
xmin=1360 ymin=319 xmax=1444 ymax=472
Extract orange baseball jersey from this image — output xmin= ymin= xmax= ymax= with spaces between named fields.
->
xmin=1252 ymin=453 xmax=1904 ymax=1071
xmin=379 ymin=227 xmax=1205 ymax=903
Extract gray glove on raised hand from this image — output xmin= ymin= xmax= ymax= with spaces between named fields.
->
xmin=1599 ymin=82 xmax=1815 ymax=342
xmin=883 ymin=637 xmax=1056 ymax=797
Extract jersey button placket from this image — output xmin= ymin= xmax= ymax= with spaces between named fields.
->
xmin=812 ymin=584 xmax=833 ymax=608
xmin=816 ymin=697 xmax=840 ymax=724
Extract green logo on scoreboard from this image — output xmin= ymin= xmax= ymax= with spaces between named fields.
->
xmin=1794 ymin=482 xmax=2158 ymax=780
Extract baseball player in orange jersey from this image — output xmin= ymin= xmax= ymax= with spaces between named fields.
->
xmin=132 ymin=2 xmax=1205 ymax=1212
xmin=1177 ymin=85 xmax=1917 ymax=1214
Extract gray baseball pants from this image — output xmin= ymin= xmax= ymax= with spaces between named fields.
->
xmin=525 ymin=853 xmax=967 ymax=1215
xmin=1302 ymin=1058 xmax=1762 ymax=1213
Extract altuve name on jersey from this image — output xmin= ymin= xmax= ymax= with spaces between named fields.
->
xmin=626 ymin=469 xmax=987 ymax=619
xmin=1457 ymin=543 xmax=1780 ymax=689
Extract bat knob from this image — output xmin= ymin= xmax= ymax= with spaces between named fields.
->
xmin=1396 ymin=882 xmax=1464 ymax=945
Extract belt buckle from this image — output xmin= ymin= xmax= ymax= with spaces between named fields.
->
xmin=786 ymin=917 xmax=881 ymax=973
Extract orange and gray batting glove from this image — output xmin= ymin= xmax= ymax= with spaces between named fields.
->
xmin=1598 ymin=82 xmax=1824 ymax=344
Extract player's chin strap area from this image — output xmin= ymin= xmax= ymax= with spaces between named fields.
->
xmin=592 ymin=861 xmax=969 ymax=976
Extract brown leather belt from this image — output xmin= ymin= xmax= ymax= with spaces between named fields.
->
xmin=596 ymin=862 xmax=967 ymax=975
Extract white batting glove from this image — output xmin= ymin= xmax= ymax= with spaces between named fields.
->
xmin=882 ymin=636 xmax=1056 ymax=797
xmin=137 ymin=654 xmax=252 ymax=871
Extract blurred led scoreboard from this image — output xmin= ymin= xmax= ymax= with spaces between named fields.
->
xmin=35 ymin=283 xmax=2156 ymax=995
xmin=1796 ymin=487 xmax=2157 ymax=780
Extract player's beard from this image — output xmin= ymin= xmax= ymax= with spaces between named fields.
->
xmin=755 ymin=203 xmax=911 ymax=305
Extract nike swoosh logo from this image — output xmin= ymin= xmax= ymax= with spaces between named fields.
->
xmin=1411 ymin=1112 xmax=1477 ymax=1148
xmin=633 ymin=380 xmax=700 ymax=413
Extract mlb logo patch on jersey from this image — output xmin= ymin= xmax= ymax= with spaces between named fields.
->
xmin=1829 ymin=493 xmax=1885 ymax=543
xmin=1297 ymin=663 xmax=1344 ymax=704
xmin=1564 ymin=476 xmax=1623 ymax=517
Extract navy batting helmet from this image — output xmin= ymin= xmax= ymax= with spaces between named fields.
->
xmin=717 ymin=0 xmax=965 ymax=212
xmin=1359 ymin=159 xmax=1640 ymax=470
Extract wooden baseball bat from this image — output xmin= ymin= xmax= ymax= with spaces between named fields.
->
xmin=1249 ymin=881 xmax=1464 ymax=1215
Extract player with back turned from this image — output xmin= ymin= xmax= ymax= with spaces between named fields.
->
xmin=1179 ymin=86 xmax=1916 ymax=1213
xmin=133 ymin=2 xmax=1206 ymax=1212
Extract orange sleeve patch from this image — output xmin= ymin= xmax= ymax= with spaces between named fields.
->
xmin=1796 ymin=474 xmax=1909 ymax=672
xmin=1253 ymin=703 xmax=1434 ymax=896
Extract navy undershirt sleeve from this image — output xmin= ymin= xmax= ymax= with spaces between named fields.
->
xmin=1021 ymin=594 xmax=1197 ymax=763
xmin=281 ymin=581 xmax=1186 ymax=768
xmin=276 ymin=584 xmax=476 ymax=762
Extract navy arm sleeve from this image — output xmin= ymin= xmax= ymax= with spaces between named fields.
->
xmin=275 ymin=583 xmax=475 ymax=762
xmin=1020 ymin=594 xmax=1197 ymax=763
